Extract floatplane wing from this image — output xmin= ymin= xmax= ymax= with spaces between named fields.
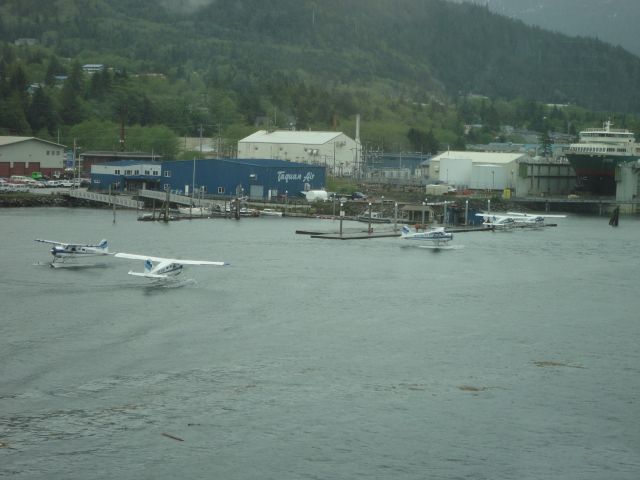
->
xmin=115 ymin=252 xmax=228 ymax=279
xmin=35 ymin=238 xmax=72 ymax=247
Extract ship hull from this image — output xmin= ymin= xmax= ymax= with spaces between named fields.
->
xmin=566 ymin=153 xmax=639 ymax=195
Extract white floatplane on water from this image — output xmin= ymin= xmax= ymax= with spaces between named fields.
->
xmin=400 ymin=225 xmax=453 ymax=247
xmin=115 ymin=252 xmax=228 ymax=283
xmin=35 ymin=238 xmax=112 ymax=267
xmin=476 ymin=212 xmax=566 ymax=230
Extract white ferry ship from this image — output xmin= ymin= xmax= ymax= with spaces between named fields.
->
xmin=565 ymin=121 xmax=640 ymax=194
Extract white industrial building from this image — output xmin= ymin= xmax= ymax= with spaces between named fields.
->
xmin=429 ymin=150 xmax=526 ymax=191
xmin=237 ymin=130 xmax=359 ymax=176
xmin=0 ymin=136 xmax=67 ymax=178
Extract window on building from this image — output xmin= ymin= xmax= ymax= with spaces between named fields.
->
xmin=164 ymin=171 xmax=171 ymax=177
xmin=217 ymin=186 xmax=225 ymax=194
xmin=125 ymin=170 xmax=132 ymax=175
xmin=46 ymin=150 xmax=50 ymax=155
xmin=164 ymin=183 xmax=170 ymax=191
xmin=134 ymin=170 xmax=139 ymax=175
xmin=115 ymin=169 xmax=121 ymax=175
xmin=144 ymin=170 xmax=150 ymax=175
xmin=153 ymin=171 xmax=159 ymax=176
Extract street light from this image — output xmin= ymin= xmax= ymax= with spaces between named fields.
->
xmin=394 ymin=201 xmax=398 ymax=231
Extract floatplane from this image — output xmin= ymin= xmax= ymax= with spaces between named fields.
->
xmin=35 ymin=238 xmax=112 ymax=267
xmin=114 ymin=252 xmax=228 ymax=283
xmin=400 ymin=225 xmax=454 ymax=248
xmin=476 ymin=212 xmax=566 ymax=230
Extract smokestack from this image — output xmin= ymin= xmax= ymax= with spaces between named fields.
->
xmin=355 ymin=114 xmax=360 ymax=143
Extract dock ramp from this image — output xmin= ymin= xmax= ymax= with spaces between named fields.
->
xmin=68 ymin=189 xmax=144 ymax=209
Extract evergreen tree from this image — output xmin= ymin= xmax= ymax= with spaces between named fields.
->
xmin=27 ymin=87 xmax=57 ymax=134
xmin=44 ymin=55 xmax=66 ymax=86
xmin=0 ymin=92 xmax=31 ymax=135
xmin=60 ymin=62 xmax=84 ymax=125
xmin=540 ymin=130 xmax=553 ymax=157
xmin=407 ymin=128 xmax=439 ymax=154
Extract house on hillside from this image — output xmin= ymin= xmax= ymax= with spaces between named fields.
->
xmin=237 ymin=130 xmax=359 ymax=176
xmin=0 ymin=136 xmax=67 ymax=178
xmin=82 ymin=64 xmax=104 ymax=74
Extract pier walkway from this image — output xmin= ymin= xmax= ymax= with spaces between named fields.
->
xmin=68 ymin=189 xmax=144 ymax=209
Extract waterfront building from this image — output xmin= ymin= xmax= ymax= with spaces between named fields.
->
xmin=237 ymin=130 xmax=358 ymax=176
xmin=0 ymin=136 xmax=67 ymax=178
xmin=89 ymin=158 xmax=326 ymax=200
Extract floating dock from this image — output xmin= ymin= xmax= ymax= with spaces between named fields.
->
xmin=298 ymin=224 xmax=494 ymax=240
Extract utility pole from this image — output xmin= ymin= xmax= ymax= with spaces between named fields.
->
xmin=119 ymin=110 xmax=126 ymax=152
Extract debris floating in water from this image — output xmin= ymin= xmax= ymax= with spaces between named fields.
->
xmin=161 ymin=432 xmax=184 ymax=442
xmin=534 ymin=361 xmax=584 ymax=369
xmin=458 ymin=385 xmax=488 ymax=392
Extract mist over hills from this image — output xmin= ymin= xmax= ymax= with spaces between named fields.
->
xmin=450 ymin=0 xmax=640 ymax=57
xmin=2 ymin=0 xmax=639 ymax=113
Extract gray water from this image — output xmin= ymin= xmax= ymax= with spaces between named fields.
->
xmin=1 ymin=208 xmax=639 ymax=479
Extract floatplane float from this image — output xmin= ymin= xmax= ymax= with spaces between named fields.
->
xmin=35 ymin=238 xmax=112 ymax=268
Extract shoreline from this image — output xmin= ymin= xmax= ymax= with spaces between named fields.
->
xmin=0 ymin=193 xmax=98 ymax=208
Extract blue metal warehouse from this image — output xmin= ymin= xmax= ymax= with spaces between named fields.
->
xmin=90 ymin=158 xmax=326 ymax=200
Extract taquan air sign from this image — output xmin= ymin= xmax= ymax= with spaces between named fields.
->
xmin=277 ymin=171 xmax=315 ymax=183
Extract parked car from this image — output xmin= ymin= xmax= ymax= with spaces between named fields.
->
xmin=351 ymin=191 xmax=367 ymax=200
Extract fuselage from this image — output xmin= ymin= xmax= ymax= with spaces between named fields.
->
xmin=51 ymin=245 xmax=108 ymax=258
xmin=152 ymin=263 xmax=184 ymax=276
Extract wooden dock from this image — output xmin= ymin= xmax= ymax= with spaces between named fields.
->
xmin=310 ymin=231 xmax=401 ymax=240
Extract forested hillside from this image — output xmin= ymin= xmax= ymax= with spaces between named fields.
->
xmin=1 ymin=0 xmax=639 ymax=156
xmin=451 ymin=0 xmax=640 ymax=57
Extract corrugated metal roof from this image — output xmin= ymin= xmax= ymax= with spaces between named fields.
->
xmin=94 ymin=159 xmax=160 ymax=167
xmin=219 ymin=158 xmax=318 ymax=168
xmin=239 ymin=130 xmax=343 ymax=145
xmin=432 ymin=150 xmax=525 ymax=164
xmin=0 ymin=136 xmax=66 ymax=148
